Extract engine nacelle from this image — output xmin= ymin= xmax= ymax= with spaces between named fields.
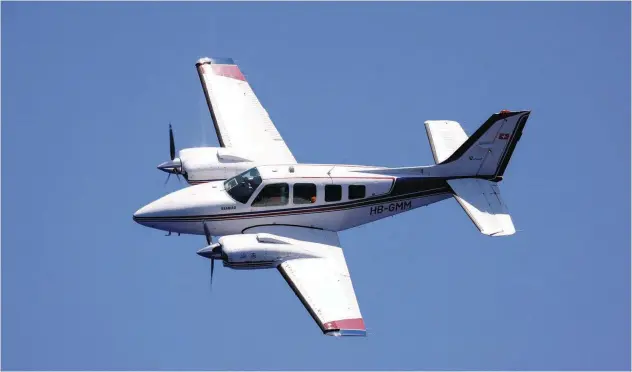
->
xmin=179 ymin=147 xmax=255 ymax=184
xmin=217 ymin=233 xmax=320 ymax=270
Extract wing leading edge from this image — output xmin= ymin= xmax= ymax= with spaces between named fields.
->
xmin=196 ymin=57 xmax=297 ymax=165
xmin=243 ymin=226 xmax=366 ymax=337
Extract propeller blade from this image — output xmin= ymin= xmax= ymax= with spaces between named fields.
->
xmin=169 ymin=123 xmax=176 ymax=160
xmin=203 ymin=222 xmax=211 ymax=245
xmin=210 ymin=259 xmax=215 ymax=290
xmin=164 ymin=173 xmax=171 ymax=185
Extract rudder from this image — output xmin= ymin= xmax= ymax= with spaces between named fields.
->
xmin=440 ymin=110 xmax=530 ymax=181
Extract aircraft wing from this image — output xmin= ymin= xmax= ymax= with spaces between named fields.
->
xmin=196 ymin=57 xmax=297 ymax=165
xmin=243 ymin=226 xmax=366 ymax=336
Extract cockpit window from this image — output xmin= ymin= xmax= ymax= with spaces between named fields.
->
xmin=224 ymin=168 xmax=262 ymax=204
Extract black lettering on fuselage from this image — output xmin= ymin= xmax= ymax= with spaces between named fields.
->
xmin=369 ymin=200 xmax=412 ymax=215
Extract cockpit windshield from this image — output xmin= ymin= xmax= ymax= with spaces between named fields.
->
xmin=224 ymin=168 xmax=263 ymax=204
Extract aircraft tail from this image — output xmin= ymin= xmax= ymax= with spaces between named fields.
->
xmin=425 ymin=110 xmax=530 ymax=181
xmin=425 ymin=110 xmax=530 ymax=236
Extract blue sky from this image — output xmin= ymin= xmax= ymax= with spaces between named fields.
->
xmin=2 ymin=2 xmax=630 ymax=370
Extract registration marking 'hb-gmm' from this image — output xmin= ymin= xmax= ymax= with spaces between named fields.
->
xmin=369 ymin=201 xmax=412 ymax=215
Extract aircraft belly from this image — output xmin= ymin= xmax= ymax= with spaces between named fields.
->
xmin=138 ymin=220 xmax=205 ymax=235
xmin=210 ymin=211 xmax=345 ymax=235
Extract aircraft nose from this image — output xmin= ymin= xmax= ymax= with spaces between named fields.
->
xmin=132 ymin=196 xmax=175 ymax=224
xmin=133 ymin=204 xmax=153 ymax=220
xmin=133 ymin=184 xmax=221 ymax=225
xmin=133 ymin=202 xmax=159 ymax=225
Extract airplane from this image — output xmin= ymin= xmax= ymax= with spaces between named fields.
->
xmin=134 ymin=56 xmax=531 ymax=337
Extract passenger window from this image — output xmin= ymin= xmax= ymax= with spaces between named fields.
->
xmin=252 ymin=183 xmax=289 ymax=207
xmin=325 ymin=185 xmax=342 ymax=202
xmin=293 ymin=183 xmax=317 ymax=204
xmin=348 ymin=185 xmax=366 ymax=200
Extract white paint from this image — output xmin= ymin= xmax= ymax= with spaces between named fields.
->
xmin=424 ymin=120 xmax=468 ymax=163
xmin=447 ymin=178 xmax=516 ymax=236
xmin=197 ymin=61 xmax=297 ymax=165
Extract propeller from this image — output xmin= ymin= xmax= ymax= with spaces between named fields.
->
xmin=203 ymin=222 xmax=215 ymax=289
xmin=157 ymin=123 xmax=185 ymax=185
xmin=164 ymin=172 xmax=182 ymax=185
xmin=210 ymin=258 xmax=215 ymax=289
xmin=169 ymin=123 xmax=176 ymax=161
xmin=197 ymin=223 xmax=224 ymax=287
xmin=203 ymin=221 xmax=212 ymax=245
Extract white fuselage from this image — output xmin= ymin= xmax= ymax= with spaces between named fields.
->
xmin=133 ymin=164 xmax=453 ymax=236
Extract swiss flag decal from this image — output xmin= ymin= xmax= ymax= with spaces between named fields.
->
xmin=498 ymin=133 xmax=510 ymax=140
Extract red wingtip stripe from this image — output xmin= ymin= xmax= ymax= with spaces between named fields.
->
xmin=210 ymin=64 xmax=246 ymax=81
xmin=323 ymin=318 xmax=365 ymax=331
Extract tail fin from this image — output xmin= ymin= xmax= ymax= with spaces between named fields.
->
xmin=430 ymin=110 xmax=531 ymax=181
xmin=447 ymin=178 xmax=516 ymax=236
xmin=425 ymin=110 xmax=530 ymax=236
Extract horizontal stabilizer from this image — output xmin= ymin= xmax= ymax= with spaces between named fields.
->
xmin=447 ymin=178 xmax=515 ymax=236
xmin=424 ymin=120 xmax=469 ymax=164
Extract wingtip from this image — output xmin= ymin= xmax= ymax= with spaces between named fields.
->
xmin=196 ymin=57 xmax=245 ymax=81
xmin=196 ymin=57 xmax=236 ymax=66
xmin=322 ymin=318 xmax=366 ymax=337
xmin=325 ymin=329 xmax=367 ymax=337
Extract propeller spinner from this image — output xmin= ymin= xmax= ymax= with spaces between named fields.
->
xmin=197 ymin=222 xmax=223 ymax=290
xmin=157 ymin=123 xmax=186 ymax=184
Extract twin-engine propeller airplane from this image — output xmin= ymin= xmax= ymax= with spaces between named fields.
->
xmin=134 ymin=56 xmax=531 ymax=337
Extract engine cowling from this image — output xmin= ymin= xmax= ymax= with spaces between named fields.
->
xmin=210 ymin=233 xmax=320 ymax=270
xmin=178 ymin=147 xmax=255 ymax=184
